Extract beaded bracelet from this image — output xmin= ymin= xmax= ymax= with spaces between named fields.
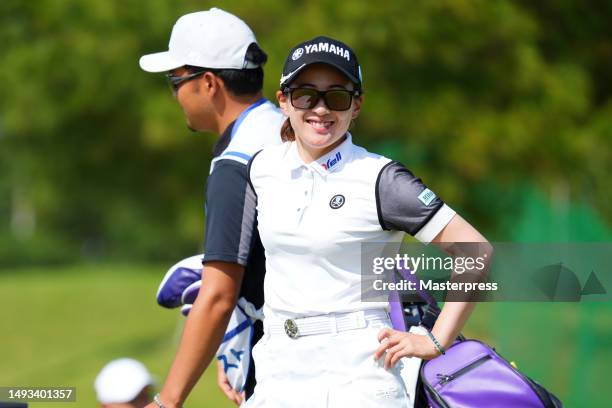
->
xmin=424 ymin=328 xmax=446 ymax=355
xmin=153 ymin=393 xmax=167 ymax=408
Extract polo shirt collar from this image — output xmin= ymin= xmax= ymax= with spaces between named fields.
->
xmin=285 ymin=142 xmax=303 ymax=171
xmin=284 ymin=133 xmax=354 ymax=176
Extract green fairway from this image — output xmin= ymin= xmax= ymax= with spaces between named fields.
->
xmin=0 ymin=264 xmax=610 ymax=407
xmin=0 ymin=263 xmax=234 ymax=408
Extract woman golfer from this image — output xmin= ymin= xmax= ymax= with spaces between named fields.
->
xmin=242 ymin=36 xmax=491 ymax=408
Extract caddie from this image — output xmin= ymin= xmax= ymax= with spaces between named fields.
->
xmin=138 ymin=8 xmax=283 ymax=407
xmin=156 ymin=254 xmax=264 ymax=404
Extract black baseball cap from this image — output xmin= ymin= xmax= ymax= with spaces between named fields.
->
xmin=279 ymin=36 xmax=362 ymax=91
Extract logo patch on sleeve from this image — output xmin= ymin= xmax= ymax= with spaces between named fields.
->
xmin=417 ymin=188 xmax=436 ymax=206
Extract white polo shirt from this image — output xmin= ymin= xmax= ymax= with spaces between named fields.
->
xmin=247 ymin=134 xmax=455 ymax=319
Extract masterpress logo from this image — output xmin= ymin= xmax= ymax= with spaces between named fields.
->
xmin=360 ymin=242 xmax=610 ymax=303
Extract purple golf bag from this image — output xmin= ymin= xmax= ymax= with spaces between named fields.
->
xmin=420 ymin=339 xmax=563 ymax=408
xmin=389 ymin=268 xmax=563 ymax=408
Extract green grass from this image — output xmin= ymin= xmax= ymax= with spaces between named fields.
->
xmin=0 ymin=263 xmax=234 ymax=408
xmin=1 ymin=264 xmax=610 ymax=407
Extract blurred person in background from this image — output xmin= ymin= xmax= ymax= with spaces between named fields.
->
xmin=139 ymin=7 xmax=283 ymax=407
xmin=94 ymin=358 xmax=155 ymax=408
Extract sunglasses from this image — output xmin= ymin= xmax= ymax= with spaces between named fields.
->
xmin=285 ymin=87 xmax=361 ymax=111
xmin=165 ymin=68 xmax=209 ymax=94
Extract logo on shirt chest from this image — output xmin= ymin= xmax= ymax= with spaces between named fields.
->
xmin=329 ymin=194 xmax=345 ymax=209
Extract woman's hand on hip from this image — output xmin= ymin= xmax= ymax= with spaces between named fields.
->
xmin=374 ymin=328 xmax=441 ymax=369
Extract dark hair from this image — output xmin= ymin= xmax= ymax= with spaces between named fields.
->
xmin=281 ymin=118 xmax=295 ymax=142
xmin=187 ymin=43 xmax=267 ymax=96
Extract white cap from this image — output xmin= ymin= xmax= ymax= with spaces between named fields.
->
xmin=139 ymin=8 xmax=259 ymax=72
xmin=94 ymin=358 xmax=155 ymax=404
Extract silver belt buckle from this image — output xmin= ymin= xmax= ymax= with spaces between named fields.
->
xmin=284 ymin=319 xmax=299 ymax=339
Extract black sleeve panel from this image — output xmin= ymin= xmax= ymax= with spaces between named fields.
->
xmin=376 ymin=161 xmax=444 ymax=235
xmin=203 ymin=159 xmax=257 ymax=266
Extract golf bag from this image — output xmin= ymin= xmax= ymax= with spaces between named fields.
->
xmin=389 ymin=266 xmax=563 ymax=408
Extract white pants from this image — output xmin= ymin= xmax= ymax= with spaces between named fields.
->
xmin=243 ymin=312 xmax=420 ymax=407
